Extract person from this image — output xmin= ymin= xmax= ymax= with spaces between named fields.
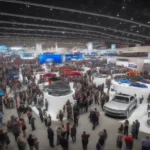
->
xmin=91 ymin=111 xmax=97 ymax=130
xmin=30 ymin=117 xmax=36 ymax=131
xmin=4 ymin=132 xmax=10 ymax=150
xmin=56 ymin=127 xmax=62 ymax=145
xmin=95 ymin=108 xmax=100 ymax=125
xmin=124 ymin=120 xmax=129 ymax=136
xmin=135 ymin=120 xmax=140 ymax=139
xmin=43 ymin=112 xmax=47 ymax=126
xmin=139 ymin=95 xmax=144 ymax=104
xmin=22 ymin=119 xmax=27 ymax=138
xmin=131 ymin=122 xmax=135 ymax=139
xmin=12 ymin=120 xmax=20 ymax=141
xmin=70 ymin=125 xmax=76 ymax=143
xmin=99 ymin=132 xmax=106 ymax=149
xmin=45 ymin=99 xmax=48 ymax=111
xmin=47 ymin=115 xmax=51 ymax=127
xmin=59 ymin=135 xmax=68 ymax=150
xmin=81 ymin=131 xmax=90 ymax=150
xmin=102 ymin=129 xmax=108 ymax=144
xmin=116 ymin=129 xmax=123 ymax=149
xmin=96 ymin=140 xmax=101 ymax=150
xmin=119 ymin=124 xmax=124 ymax=133
xmin=27 ymin=110 xmax=32 ymax=124
xmin=27 ymin=134 xmax=35 ymax=150
xmin=17 ymin=136 xmax=26 ymax=150
xmin=59 ymin=110 xmax=64 ymax=122
xmin=124 ymin=133 xmax=134 ymax=150
xmin=47 ymin=126 xmax=55 ymax=148
xmin=39 ymin=108 xmax=43 ymax=123
xmin=0 ymin=129 xmax=6 ymax=149
xmin=141 ymin=135 xmax=150 ymax=150
xmin=34 ymin=137 xmax=39 ymax=150
xmin=66 ymin=123 xmax=70 ymax=141
xmin=0 ymin=113 xmax=3 ymax=125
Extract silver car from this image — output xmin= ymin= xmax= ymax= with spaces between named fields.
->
xmin=104 ymin=93 xmax=137 ymax=118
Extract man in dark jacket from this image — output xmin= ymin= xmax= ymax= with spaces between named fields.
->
xmin=0 ymin=129 xmax=6 ymax=149
xmin=71 ymin=125 xmax=77 ymax=143
xmin=59 ymin=136 xmax=68 ymax=150
xmin=81 ymin=131 xmax=90 ymax=150
xmin=135 ymin=120 xmax=140 ymax=139
xmin=30 ymin=117 xmax=36 ymax=131
xmin=47 ymin=126 xmax=55 ymax=148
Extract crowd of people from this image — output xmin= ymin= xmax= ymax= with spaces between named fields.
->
xmin=0 ymin=56 xmax=149 ymax=150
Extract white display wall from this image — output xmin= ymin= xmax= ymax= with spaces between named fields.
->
xmin=106 ymin=56 xmax=146 ymax=71
xmin=116 ymin=60 xmax=129 ymax=67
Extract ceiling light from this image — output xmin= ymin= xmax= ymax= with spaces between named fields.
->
xmin=136 ymin=31 xmax=139 ymax=33
xmin=117 ymin=14 xmax=119 ymax=17
xmin=131 ymin=18 xmax=133 ymax=20
xmin=148 ymin=22 xmax=150 ymax=24
xmin=122 ymin=7 xmax=125 ymax=9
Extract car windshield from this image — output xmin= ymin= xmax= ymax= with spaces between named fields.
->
xmin=113 ymin=96 xmax=129 ymax=104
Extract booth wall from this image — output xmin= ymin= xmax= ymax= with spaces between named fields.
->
xmin=106 ymin=56 xmax=146 ymax=72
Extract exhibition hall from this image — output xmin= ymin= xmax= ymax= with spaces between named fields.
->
xmin=0 ymin=0 xmax=150 ymax=150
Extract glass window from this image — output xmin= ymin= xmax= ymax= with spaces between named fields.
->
xmin=113 ymin=96 xmax=129 ymax=104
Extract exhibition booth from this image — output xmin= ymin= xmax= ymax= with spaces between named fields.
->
xmin=32 ymin=82 xmax=76 ymax=120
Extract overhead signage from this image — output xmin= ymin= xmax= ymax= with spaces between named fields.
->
xmin=20 ymin=53 xmax=34 ymax=57
xmin=65 ymin=54 xmax=83 ymax=61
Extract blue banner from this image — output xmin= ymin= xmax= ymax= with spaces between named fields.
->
xmin=39 ymin=54 xmax=62 ymax=64
xmin=65 ymin=54 xmax=83 ymax=61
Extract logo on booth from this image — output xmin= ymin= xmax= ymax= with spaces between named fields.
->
xmin=45 ymin=58 xmax=54 ymax=63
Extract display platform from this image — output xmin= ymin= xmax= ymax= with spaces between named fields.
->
xmin=105 ymin=86 xmax=150 ymax=133
xmin=31 ymin=82 xmax=75 ymax=120
xmin=120 ymin=103 xmax=150 ymax=133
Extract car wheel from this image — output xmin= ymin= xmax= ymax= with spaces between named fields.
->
xmin=126 ymin=110 xmax=129 ymax=118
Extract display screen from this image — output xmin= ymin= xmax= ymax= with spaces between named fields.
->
xmin=65 ymin=54 xmax=83 ymax=61
xmin=39 ymin=54 xmax=62 ymax=64
xmin=128 ymin=63 xmax=137 ymax=68
xmin=20 ymin=53 xmax=34 ymax=57
xmin=0 ymin=45 xmax=8 ymax=50
xmin=84 ymin=54 xmax=97 ymax=58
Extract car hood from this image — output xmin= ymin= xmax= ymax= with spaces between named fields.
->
xmin=104 ymin=101 xmax=129 ymax=111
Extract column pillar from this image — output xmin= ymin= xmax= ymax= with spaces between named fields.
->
xmin=36 ymin=43 xmax=43 ymax=55
xmin=86 ymin=42 xmax=93 ymax=55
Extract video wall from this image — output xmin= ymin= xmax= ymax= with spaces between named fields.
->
xmin=39 ymin=54 xmax=62 ymax=64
